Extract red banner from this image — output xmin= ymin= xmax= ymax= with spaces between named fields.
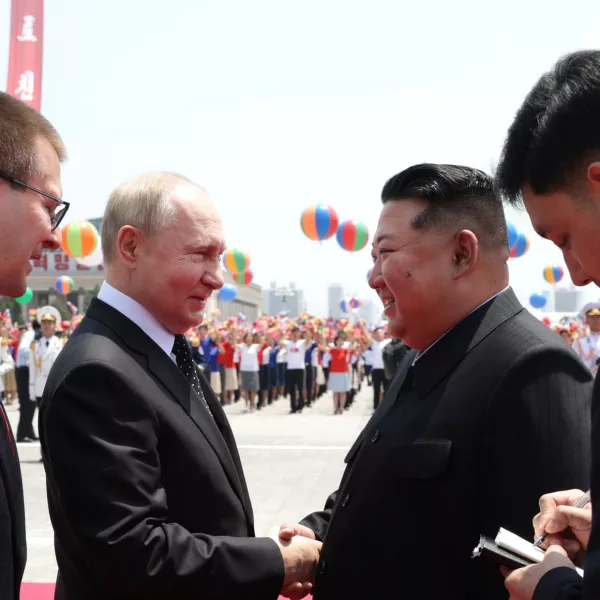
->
xmin=6 ymin=0 xmax=44 ymax=111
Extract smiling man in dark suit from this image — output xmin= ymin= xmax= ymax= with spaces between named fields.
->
xmin=279 ymin=164 xmax=592 ymax=599
xmin=40 ymin=172 xmax=321 ymax=600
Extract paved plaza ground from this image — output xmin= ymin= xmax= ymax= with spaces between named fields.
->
xmin=7 ymin=385 xmax=374 ymax=583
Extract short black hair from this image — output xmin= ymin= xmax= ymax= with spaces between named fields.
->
xmin=381 ymin=163 xmax=508 ymax=249
xmin=496 ymin=50 xmax=600 ymax=204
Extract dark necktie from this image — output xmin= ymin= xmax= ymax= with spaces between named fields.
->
xmin=173 ymin=334 xmax=213 ymax=418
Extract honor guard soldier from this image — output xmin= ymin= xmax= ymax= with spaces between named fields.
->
xmin=29 ymin=307 xmax=63 ymax=405
xmin=572 ymin=301 xmax=600 ymax=376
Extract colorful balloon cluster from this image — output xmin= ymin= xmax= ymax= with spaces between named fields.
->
xmin=300 ymin=205 xmax=369 ymax=252
xmin=221 ymin=247 xmax=253 ymax=300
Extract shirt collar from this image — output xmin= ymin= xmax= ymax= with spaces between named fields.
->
xmin=413 ymin=286 xmax=509 ymax=364
xmin=97 ymin=281 xmax=175 ymax=358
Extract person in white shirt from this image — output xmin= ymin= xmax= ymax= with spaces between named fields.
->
xmin=238 ymin=333 xmax=260 ymax=412
xmin=275 ymin=338 xmax=287 ymax=399
xmin=0 ymin=337 xmax=14 ymax=401
xmin=285 ymin=327 xmax=306 ymax=414
xmin=361 ymin=323 xmax=391 ymax=410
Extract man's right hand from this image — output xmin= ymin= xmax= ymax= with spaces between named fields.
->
xmin=276 ymin=533 xmax=322 ymax=599
xmin=533 ymin=489 xmax=592 ymax=562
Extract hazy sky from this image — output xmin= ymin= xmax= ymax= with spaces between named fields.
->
xmin=1 ymin=0 xmax=599 ymax=315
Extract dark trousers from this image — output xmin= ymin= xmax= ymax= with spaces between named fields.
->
xmin=371 ymin=368 xmax=388 ymax=410
xmin=305 ymin=364 xmax=315 ymax=406
xmin=287 ymin=369 xmax=305 ymax=413
xmin=234 ymin=365 xmax=241 ymax=402
xmin=15 ymin=367 xmax=36 ymax=440
xmin=267 ymin=367 xmax=277 ymax=404
xmin=219 ymin=364 xmax=226 ymax=405
xmin=258 ymin=365 xmax=269 ymax=408
xmin=364 ymin=364 xmax=372 ymax=384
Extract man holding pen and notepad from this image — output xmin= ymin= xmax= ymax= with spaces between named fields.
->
xmin=496 ymin=49 xmax=600 ymax=600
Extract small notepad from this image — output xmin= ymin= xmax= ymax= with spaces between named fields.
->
xmin=495 ymin=527 xmax=583 ymax=577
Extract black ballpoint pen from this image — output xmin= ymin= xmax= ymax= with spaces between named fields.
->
xmin=532 ymin=490 xmax=591 ymax=548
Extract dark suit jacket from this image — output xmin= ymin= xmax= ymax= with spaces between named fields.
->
xmin=39 ymin=298 xmax=284 ymax=600
xmin=0 ymin=401 xmax=26 ymax=600
xmin=300 ymin=288 xmax=592 ymax=600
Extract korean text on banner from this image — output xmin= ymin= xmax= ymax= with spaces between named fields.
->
xmin=7 ymin=0 xmax=44 ymax=111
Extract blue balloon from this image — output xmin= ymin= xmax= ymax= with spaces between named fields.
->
xmin=507 ymin=222 xmax=518 ymax=250
xmin=529 ymin=292 xmax=547 ymax=309
xmin=218 ymin=283 xmax=238 ymax=302
xmin=340 ymin=298 xmax=348 ymax=313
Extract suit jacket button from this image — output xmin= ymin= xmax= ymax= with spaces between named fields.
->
xmin=318 ymin=560 xmax=327 ymax=575
xmin=371 ymin=430 xmax=380 ymax=443
xmin=341 ymin=493 xmax=350 ymax=507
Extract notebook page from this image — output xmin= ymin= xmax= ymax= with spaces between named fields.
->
xmin=496 ymin=527 xmax=583 ymax=577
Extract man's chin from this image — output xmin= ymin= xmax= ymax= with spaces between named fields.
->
xmin=0 ymin=279 xmax=27 ymax=299
xmin=387 ymin=319 xmax=405 ymax=341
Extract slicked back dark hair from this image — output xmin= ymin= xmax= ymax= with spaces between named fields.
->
xmin=381 ymin=163 xmax=508 ymax=250
xmin=496 ymin=50 xmax=600 ymax=204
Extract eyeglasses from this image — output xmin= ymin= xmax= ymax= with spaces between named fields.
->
xmin=0 ymin=173 xmax=70 ymax=231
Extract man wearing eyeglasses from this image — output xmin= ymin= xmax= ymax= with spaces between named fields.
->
xmin=0 ymin=91 xmax=67 ymax=600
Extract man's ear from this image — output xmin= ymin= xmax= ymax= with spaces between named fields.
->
xmin=115 ymin=225 xmax=144 ymax=268
xmin=452 ymin=230 xmax=478 ymax=279
xmin=587 ymin=163 xmax=600 ymax=209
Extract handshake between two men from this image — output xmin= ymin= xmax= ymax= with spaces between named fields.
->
xmin=503 ymin=489 xmax=592 ymax=599
xmin=275 ymin=522 xmax=321 ymax=599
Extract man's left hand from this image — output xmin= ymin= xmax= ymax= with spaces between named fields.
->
xmin=502 ymin=545 xmax=576 ymax=599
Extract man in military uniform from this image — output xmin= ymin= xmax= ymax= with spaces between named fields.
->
xmin=572 ymin=301 xmax=600 ymax=376
xmin=29 ymin=307 xmax=63 ymax=409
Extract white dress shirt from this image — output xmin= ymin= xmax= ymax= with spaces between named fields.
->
xmin=16 ymin=330 xmax=34 ymax=367
xmin=98 ymin=282 xmax=176 ymax=362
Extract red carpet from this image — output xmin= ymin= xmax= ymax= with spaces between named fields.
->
xmin=21 ymin=583 xmax=311 ymax=599
xmin=21 ymin=584 xmax=54 ymax=600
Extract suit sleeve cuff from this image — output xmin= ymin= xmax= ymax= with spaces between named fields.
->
xmin=533 ymin=566 xmax=583 ymax=600
xmin=246 ymin=537 xmax=285 ymax=599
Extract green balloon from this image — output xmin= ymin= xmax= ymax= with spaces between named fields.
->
xmin=16 ymin=287 xmax=33 ymax=304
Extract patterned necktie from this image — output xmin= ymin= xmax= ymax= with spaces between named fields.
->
xmin=173 ymin=334 xmax=213 ymax=419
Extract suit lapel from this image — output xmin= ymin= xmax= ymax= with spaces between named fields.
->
xmin=366 ymin=350 xmax=417 ymax=431
xmin=413 ymin=288 xmax=523 ymax=397
xmin=198 ymin=373 xmax=255 ymax=526
xmin=85 ymin=299 xmax=248 ymax=515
